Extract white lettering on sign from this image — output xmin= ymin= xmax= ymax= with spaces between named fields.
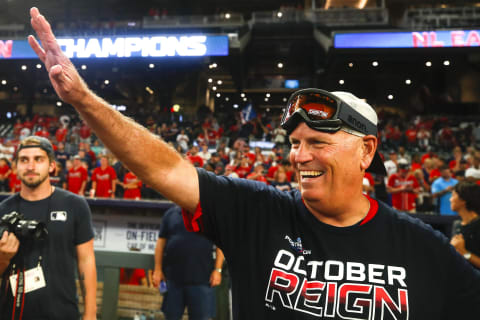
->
xmin=57 ymin=36 xmax=207 ymax=58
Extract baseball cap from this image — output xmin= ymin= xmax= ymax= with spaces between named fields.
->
xmin=332 ymin=92 xmax=386 ymax=176
xmin=281 ymin=89 xmax=386 ymax=175
xmin=16 ymin=136 xmax=55 ymax=160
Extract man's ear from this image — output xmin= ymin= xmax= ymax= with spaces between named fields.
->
xmin=49 ymin=160 xmax=56 ymax=174
xmin=360 ymin=136 xmax=377 ymax=171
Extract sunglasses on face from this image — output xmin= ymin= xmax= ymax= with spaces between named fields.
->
xmin=280 ymin=89 xmax=377 ymax=137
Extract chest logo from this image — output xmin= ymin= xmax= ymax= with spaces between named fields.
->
xmin=285 ymin=235 xmax=311 ymax=255
xmin=50 ymin=211 xmax=67 ymax=221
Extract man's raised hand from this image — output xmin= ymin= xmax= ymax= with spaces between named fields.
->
xmin=28 ymin=7 xmax=89 ymax=106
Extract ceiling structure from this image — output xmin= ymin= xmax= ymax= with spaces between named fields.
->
xmin=1 ymin=0 xmax=480 ymax=120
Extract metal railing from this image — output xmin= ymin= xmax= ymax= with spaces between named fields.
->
xmin=305 ymin=7 xmax=389 ymax=26
xmin=401 ymin=7 xmax=480 ymax=29
xmin=143 ymin=13 xmax=244 ymax=29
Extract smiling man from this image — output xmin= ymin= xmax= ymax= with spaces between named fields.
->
xmin=0 ymin=136 xmax=97 ymax=320
xmin=26 ymin=7 xmax=480 ymax=319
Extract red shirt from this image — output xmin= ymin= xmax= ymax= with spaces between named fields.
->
xmin=187 ymin=155 xmax=204 ymax=167
xmin=235 ymin=165 xmax=252 ymax=178
xmin=246 ymin=172 xmax=268 ymax=184
xmin=0 ymin=163 xmax=10 ymax=177
xmin=35 ymin=128 xmax=50 ymax=139
xmin=13 ymin=123 xmax=23 ymax=136
xmin=79 ymin=124 xmax=91 ymax=139
xmin=405 ymin=129 xmax=417 ymax=143
xmin=9 ymin=172 xmax=21 ymax=192
xmin=91 ymin=166 xmax=117 ymax=197
xmin=429 ymin=169 xmax=441 ymax=183
xmin=123 ymin=172 xmax=142 ymax=199
xmin=388 ymin=174 xmax=419 ymax=211
xmin=364 ymin=172 xmax=375 ymax=195
xmin=119 ymin=268 xmax=146 ymax=285
xmin=67 ymin=166 xmax=88 ymax=195
xmin=55 ymin=127 xmax=68 ymax=143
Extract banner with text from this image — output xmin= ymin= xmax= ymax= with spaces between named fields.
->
xmin=334 ymin=30 xmax=480 ymax=49
xmin=92 ymin=214 xmax=161 ymax=254
xmin=0 ymin=34 xmax=229 ymax=59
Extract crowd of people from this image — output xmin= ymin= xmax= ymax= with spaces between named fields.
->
xmin=1 ymin=109 xmax=480 ymax=218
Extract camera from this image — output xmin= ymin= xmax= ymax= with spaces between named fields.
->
xmin=0 ymin=211 xmax=48 ymax=240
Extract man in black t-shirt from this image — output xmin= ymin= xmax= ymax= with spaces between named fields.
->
xmin=0 ymin=136 xmax=96 ymax=320
xmin=450 ymin=181 xmax=480 ymax=269
xmin=28 ymin=8 xmax=480 ymax=319
xmin=152 ymin=206 xmax=224 ymax=320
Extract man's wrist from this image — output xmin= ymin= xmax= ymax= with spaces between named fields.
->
xmin=464 ymin=252 xmax=472 ymax=260
xmin=214 ymin=268 xmax=222 ymax=273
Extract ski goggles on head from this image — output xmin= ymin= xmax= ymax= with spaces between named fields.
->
xmin=280 ymin=88 xmax=377 ymax=137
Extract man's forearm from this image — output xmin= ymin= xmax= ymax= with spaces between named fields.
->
xmin=77 ymin=240 xmax=97 ymax=318
xmin=214 ymin=248 xmax=225 ymax=270
xmin=0 ymin=260 xmax=10 ymax=275
xmin=72 ymin=93 xmax=199 ymax=211
xmin=78 ymin=256 xmax=97 ymax=317
xmin=79 ymin=266 xmax=97 ymax=317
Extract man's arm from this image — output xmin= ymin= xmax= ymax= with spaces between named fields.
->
xmin=28 ymin=8 xmax=199 ymax=212
xmin=90 ymin=181 xmax=96 ymax=197
xmin=76 ymin=239 xmax=97 ymax=320
xmin=152 ymin=237 xmax=167 ymax=288
xmin=111 ymin=179 xmax=117 ymax=198
xmin=209 ymin=247 xmax=225 ymax=287
xmin=0 ymin=231 xmax=19 ymax=275
xmin=431 ymin=185 xmax=453 ymax=199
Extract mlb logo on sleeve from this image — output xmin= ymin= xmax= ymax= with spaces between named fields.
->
xmin=50 ymin=211 xmax=67 ymax=221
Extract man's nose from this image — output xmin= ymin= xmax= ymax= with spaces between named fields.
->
xmin=293 ymin=143 xmax=313 ymax=164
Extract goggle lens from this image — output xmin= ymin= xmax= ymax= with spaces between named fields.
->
xmin=285 ymin=93 xmax=338 ymax=123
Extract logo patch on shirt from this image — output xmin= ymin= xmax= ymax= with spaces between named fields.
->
xmin=50 ymin=211 xmax=67 ymax=221
xmin=285 ymin=235 xmax=311 ymax=255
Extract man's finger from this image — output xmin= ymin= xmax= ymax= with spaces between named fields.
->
xmin=30 ymin=8 xmax=61 ymax=54
xmin=28 ymin=35 xmax=46 ymax=62
xmin=49 ymin=64 xmax=65 ymax=82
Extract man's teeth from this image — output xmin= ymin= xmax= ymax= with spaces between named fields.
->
xmin=300 ymin=171 xmax=324 ymax=177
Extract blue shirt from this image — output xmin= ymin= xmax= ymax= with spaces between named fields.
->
xmin=431 ymin=177 xmax=458 ymax=215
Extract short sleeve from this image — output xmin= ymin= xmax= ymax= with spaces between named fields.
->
xmin=73 ymin=196 xmax=94 ymax=245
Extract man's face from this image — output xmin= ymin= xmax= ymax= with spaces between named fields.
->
xmin=289 ymin=123 xmax=364 ymax=205
xmin=449 ymin=190 xmax=465 ymax=212
xmin=441 ymin=168 xmax=451 ymax=179
xmin=17 ymin=147 xmax=54 ymax=189
xmin=100 ymin=157 xmax=108 ymax=168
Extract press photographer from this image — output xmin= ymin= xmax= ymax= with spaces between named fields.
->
xmin=0 ymin=136 xmax=97 ymax=320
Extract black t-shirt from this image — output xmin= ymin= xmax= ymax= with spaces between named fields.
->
xmin=192 ymin=169 xmax=480 ymax=320
xmin=0 ymin=188 xmax=94 ymax=320
xmin=159 ymin=206 xmax=215 ymax=285
xmin=453 ymin=217 xmax=480 ymax=258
